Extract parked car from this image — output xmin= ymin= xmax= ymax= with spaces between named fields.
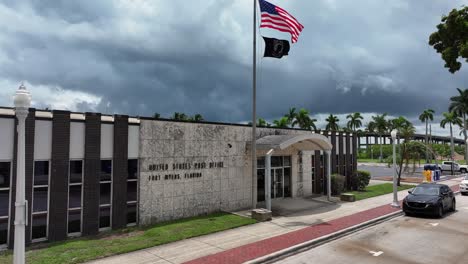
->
xmin=461 ymin=164 xmax=468 ymax=173
xmin=403 ymin=183 xmax=456 ymax=218
xmin=438 ymin=161 xmax=468 ymax=173
xmin=460 ymin=176 xmax=468 ymax=195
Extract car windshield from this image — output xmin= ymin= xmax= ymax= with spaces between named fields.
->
xmin=412 ymin=186 xmax=440 ymax=196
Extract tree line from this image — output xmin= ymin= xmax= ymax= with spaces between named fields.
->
xmin=152 ymin=112 xmax=204 ymax=122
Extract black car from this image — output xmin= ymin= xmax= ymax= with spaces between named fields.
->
xmin=402 ymin=183 xmax=456 ymax=218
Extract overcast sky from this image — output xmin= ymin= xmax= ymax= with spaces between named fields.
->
xmin=1 ymin=0 xmax=468 ymax=137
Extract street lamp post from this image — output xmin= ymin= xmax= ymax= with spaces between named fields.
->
xmin=13 ymin=83 xmax=31 ymax=264
xmin=391 ymin=129 xmax=399 ymax=208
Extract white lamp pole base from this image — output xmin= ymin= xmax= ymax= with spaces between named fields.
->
xmin=391 ymin=130 xmax=400 ymax=209
xmin=13 ymin=108 xmax=28 ymax=264
xmin=13 ymin=83 xmax=31 ymax=264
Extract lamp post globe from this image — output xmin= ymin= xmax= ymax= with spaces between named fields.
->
xmin=13 ymin=83 xmax=31 ymax=264
xmin=391 ymin=129 xmax=399 ymax=208
xmin=14 ymin=83 xmax=31 ymax=109
xmin=391 ymin=129 xmax=397 ymax=140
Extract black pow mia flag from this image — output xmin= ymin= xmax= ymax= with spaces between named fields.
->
xmin=263 ymin=36 xmax=290 ymax=58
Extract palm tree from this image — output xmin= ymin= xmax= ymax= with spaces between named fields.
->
xmin=365 ymin=121 xmax=376 ymax=133
xmin=257 ymin=118 xmax=269 ymax=127
xmin=346 ymin=112 xmax=364 ymax=131
xmin=440 ymin=112 xmax=463 ymax=167
xmin=388 ymin=116 xmax=412 ymax=154
xmin=397 ymin=123 xmax=417 ymax=186
xmin=388 ymin=116 xmax=412 ymax=132
xmin=172 ymin=112 xmax=189 ymax=121
xmin=449 ymin=88 xmax=468 ymax=164
xmin=273 ymin=117 xmax=290 ymax=128
xmin=284 ymin=107 xmax=297 ymax=127
xmin=292 ymin=108 xmax=317 ymax=130
xmin=419 ymin=109 xmax=435 ymax=162
xmin=325 ymin=114 xmax=340 ymax=131
xmin=372 ymin=113 xmax=388 ymax=162
xmin=192 ymin=114 xmax=204 ymax=121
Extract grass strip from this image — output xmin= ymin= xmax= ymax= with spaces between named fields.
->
xmin=0 ymin=212 xmax=256 ymax=264
xmin=345 ymin=183 xmax=414 ymax=201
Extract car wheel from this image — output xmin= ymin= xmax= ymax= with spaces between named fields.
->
xmin=450 ymin=199 xmax=456 ymax=212
xmin=461 ymin=169 xmax=467 ymax=173
xmin=437 ymin=204 xmax=444 ymax=218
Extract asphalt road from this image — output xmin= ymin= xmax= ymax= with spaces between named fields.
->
xmin=358 ymin=164 xmax=461 ymax=178
xmin=275 ymin=194 xmax=468 ymax=264
xmin=358 ymin=164 xmax=401 ymax=178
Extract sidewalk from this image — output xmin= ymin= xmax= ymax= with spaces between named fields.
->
xmin=88 ymin=177 xmax=463 ymax=264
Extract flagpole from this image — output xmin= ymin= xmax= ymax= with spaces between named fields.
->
xmin=251 ymin=0 xmax=258 ymax=209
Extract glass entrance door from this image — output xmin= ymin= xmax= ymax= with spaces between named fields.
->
xmin=271 ymin=168 xmax=284 ymax=199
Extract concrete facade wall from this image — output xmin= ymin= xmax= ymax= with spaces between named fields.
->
xmin=34 ymin=120 xmax=52 ymax=160
xmin=69 ymin=122 xmax=85 ymax=159
xmin=138 ymin=120 xmax=351 ymax=225
xmin=0 ymin=118 xmax=14 ymax=160
xmin=138 ymin=121 xmax=252 ymax=225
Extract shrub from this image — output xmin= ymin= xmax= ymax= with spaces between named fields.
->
xmin=351 ymin=170 xmax=371 ymax=191
xmin=331 ymin=174 xmax=346 ymax=195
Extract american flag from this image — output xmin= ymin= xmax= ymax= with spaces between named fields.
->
xmin=258 ymin=0 xmax=304 ymax=43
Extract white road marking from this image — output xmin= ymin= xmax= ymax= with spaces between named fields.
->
xmin=429 ymin=223 xmax=439 ymax=227
xmin=369 ymin=251 xmax=384 ymax=257
xmin=461 ymin=207 xmax=468 ymax=210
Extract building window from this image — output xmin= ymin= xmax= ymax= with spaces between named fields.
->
xmin=320 ymin=154 xmax=325 ymax=193
xmin=99 ymin=160 xmax=112 ymax=229
xmin=336 ymin=155 xmax=340 ymax=173
xmin=68 ymin=160 xmax=83 ymax=235
xmin=311 ymin=155 xmax=316 ymax=192
xmin=32 ymin=161 xmax=49 ymax=241
xmin=127 ymin=159 xmax=138 ymax=226
xmin=343 ymin=154 xmax=347 ymax=176
xmin=0 ymin=162 xmax=11 ymax=247
xmin=320 ymin=155 xmax=324 ymax=176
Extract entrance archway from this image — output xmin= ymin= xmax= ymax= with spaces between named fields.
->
xmin=254 ymin=134 xmax=333 ymax=210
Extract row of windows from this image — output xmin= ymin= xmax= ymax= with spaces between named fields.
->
xmin=32 ymin=161 xmax=49 ymax=241
xmin=0 ymin=159 xmax=139 ymax=244
xmin=68 ymin=160 xmax=83 ymax=235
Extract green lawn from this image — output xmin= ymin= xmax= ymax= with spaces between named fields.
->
xmin=0 ymin=212 xmax=256 ymax=264
xmin=345 ymin=183 xmax=414 ymax=201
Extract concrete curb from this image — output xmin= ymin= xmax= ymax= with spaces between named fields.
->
xmin=245 ymin=210 xmax=403 ymax=264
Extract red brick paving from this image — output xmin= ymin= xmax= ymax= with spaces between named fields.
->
xmin=184 ymin=184 xmax=461 ymax=264
xmin=184 ymin=204 xmax=399 ymax=264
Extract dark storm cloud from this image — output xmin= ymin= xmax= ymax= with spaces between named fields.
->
xmin=1 ymin=0 xmax=117 ymax=23
xmin=1 ymin=0 xmax=468 ymax=124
